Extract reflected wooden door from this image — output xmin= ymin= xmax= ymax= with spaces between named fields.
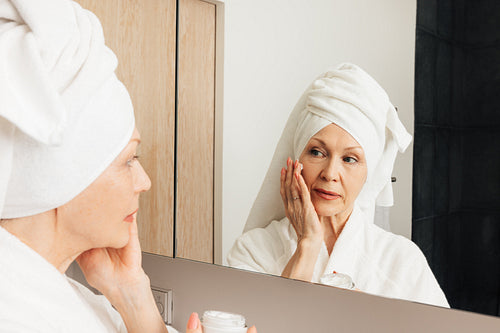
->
xmin=76 ymin=0 xmax=177 ymax=257
xmin=176 ymin=0 xmax=216 ymax=263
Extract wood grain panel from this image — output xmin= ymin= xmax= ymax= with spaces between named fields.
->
xmin=177 ymin=0 xmax=216 ymax=263
xmin=76 ymin=0 xmax=177 ymax=256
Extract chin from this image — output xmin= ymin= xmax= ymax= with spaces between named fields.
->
xmin=316 ymin=209 xmax=341 ymax=217
xmin=107 ymin=226 xmax=131 ymax=248
xmin=313 ymin=203 xmax=342 ymax=217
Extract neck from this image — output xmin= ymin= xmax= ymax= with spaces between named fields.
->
xmin=320 ymin=205 xmax=354 ymax=255
xmin=0 ymin=211 xmax=83 ymax=274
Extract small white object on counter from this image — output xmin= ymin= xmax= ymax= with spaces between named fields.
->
xmin=202 ymin=310 xmax=247 ymax=333
xmin=320 ymin=272 xmax=355 ymax=290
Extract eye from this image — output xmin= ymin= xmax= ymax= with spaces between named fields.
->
xmin=127 ymin=155 xmax=140 ymax=167
xmin=310 ymin=148 xmax=325 ymax=157
xmin=343 ymin=156 xmax=357 ymax=163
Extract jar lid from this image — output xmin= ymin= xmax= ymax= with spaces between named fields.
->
xmin=202 ymin=310 xmax=246 ymax=328
xmin=319 ymin=272 xmax=355 ymax=289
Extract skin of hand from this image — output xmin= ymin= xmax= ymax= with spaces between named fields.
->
xmin=77 ymin=219 xmax=168 ymax=333
xmin=280 ymin=157 xmax=323 ymax=243
xmin=280 ymin=157 xmax=324 ymax=281
xmin=186 ymin=313 xmax=257 ymax=333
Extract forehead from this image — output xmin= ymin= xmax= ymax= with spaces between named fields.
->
xmin=311 ymin=123 xmax=361 ymax=147
xmin=131 ymin=127 xmax=141 ymax=142
xmin=121 ymin=128 xmax=141 ymax=153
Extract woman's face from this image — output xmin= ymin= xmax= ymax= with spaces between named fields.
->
xmin=58 ymin=127 xmax=151 ymax=250
xmin=299 ymin=123 xmax=367 ymax=218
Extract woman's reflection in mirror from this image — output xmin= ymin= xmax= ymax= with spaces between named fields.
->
xmin=227 ymin=63 xmax=449 ymax=308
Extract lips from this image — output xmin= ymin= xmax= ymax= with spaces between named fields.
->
xmin=124 ymin=209 xmax=138 ymax=223
xmin=314 ymin=188 xmax=341 ymax=200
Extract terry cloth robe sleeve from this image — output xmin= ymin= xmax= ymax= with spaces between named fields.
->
xmin=226 ymin=218 xmax=298 ymax=275
xmin=0 ymin=226 xmax=180 ymax=333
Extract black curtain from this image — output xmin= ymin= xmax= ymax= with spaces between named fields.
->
xmin=412 ymin=0 xmax=500 ymax=316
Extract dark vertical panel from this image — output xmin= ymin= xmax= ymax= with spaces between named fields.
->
xmin=413 ymin=0 xmax=500 ymax=316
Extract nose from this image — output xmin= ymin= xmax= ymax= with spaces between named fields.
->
xmin=320 ymin=157 xmax=339 ymax=182
xmin=134 ymin=161 xmax=152 ymax=193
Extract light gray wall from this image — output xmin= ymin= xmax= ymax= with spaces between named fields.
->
xmin=68 ymin=255 xmax=500 ymax=333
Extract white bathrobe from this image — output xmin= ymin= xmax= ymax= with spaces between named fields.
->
xmin=227 ymin=206 xmax=449 ymax=308
xmin=0 ymin=226 xmax=179 ymax=333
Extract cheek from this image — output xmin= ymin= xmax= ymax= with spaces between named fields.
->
xmin=87 ymin=171 xmax=133 ymax=221
xmin=105 ymin=177 xmax=134 ymax=213
xmin=300 ymin=167 xmax=317 ymax=190
xmin=345 ymin=167 xmax=367 ymax=196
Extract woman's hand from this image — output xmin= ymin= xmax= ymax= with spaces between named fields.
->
xmin=77 ymin=220 xmax=167 ymax=333
xmin=280 ymin=157 xmax=323 ymax=281
xmin=280 ymin=157 xmax=323 ymax=243
xmin=76 ymin=219 xmax=144 ymax=296
xmin=186 ymin=313 xmax=257 ymax=333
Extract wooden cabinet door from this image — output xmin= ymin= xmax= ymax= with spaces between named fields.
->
xmin=76 ymin=0 xmax=177 ymax=257
xmin=176 ymin=0 xmax=216 ymax=263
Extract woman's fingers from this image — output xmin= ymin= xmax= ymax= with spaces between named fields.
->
xmin=280 ymin=165 xmax=294 ymax=223
xmin=296 ymin=167 xmax=311 ymax=203
xmin=186 ymin=312 xmax=202 ymax=333
xmin=284 ymin=157 xmax=294 ymax=204
xmin=290 ymin=160 xmax=301 ymax=200
xmin=290 ymin=161 xmax=304 ymax=235
xmin=247 ymin=325 xmax=258 ymax=333
xmin=116 ymin=219 xmax=142 ymax=268
xmin=280 ymin=157 xmax=300 ymax=233
xmin=280 ymin=167 xmax=288 ymax=213
xmin=281 ymin=158 xmax=308 ymax=237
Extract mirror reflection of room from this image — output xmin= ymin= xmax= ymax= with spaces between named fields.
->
xmin=226 ymin=63 xmax=448 ymax=308
xmin=221 ymin=0 xmax=419 ymax=300
xmin=220 ymin=0 xmax=500 ymax=317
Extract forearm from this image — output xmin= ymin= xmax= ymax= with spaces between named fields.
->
xmin=105 ymin=273 xmax=168 ymax=333
xmin=282 ymin=239 xmax=322 ymax=281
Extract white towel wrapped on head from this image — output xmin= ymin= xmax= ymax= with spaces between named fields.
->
xmin=0 ymin=0 xmax=134 ymax=218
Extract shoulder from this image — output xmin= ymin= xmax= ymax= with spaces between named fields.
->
xmin=67 ymin=277 xmax=127 ymax=332
xmin=226 ymin=218 xmax=296 ymax=274
xmin=232 ymin=218 xmax=296 ymax=252
xmin=359 ymin=223 xmax=431 ymax=284
xmin=361 ymin=224 xmax=449 ymax=307
xmin=364 ymin=223 xmax=425 ymax=263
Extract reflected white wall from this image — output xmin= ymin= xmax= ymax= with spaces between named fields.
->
xmin=222 ymin=0 xmax=417 ymax=261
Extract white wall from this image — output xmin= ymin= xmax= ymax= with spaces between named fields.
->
xmin=222 ymin=0 xmax=417 ymax=260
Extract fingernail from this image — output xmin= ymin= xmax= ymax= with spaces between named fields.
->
xmin=295 ymin=173 xmax=299 ymax=180
xmin=187 ymin=312 xmax=199 ymax=329
xmin=287 ymin=157 xmax=291 ymax=165
xmin=281 ymin=167 xmax=285 ymax=175
xmin=295 ymin=160 xmax=298 ymax=168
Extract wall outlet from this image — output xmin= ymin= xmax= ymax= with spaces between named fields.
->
xmin=151 ymin=286 xmax=173 ymax=324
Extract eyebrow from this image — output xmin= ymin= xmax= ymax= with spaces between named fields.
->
xmin=309 ymin=138 xmax=362 ymax=151
xmin=310 ymin=138 xmax=326 ymax=146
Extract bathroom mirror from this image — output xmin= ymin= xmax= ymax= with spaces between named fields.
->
xmin=220 ymin=0 xmax=416 ymax=260
xmin=183 ymin=0 xmax=500 ymax=318
xmin=220 ymin=3 xmax=415 ymax=267
xmin=217 ymin=0 xmax=419 ymax=295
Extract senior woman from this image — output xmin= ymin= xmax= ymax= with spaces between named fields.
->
xmin=227 ymin=63 xmax=449 ymax=308
xmin=0 ymin=0 xmax=257 ymax=332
